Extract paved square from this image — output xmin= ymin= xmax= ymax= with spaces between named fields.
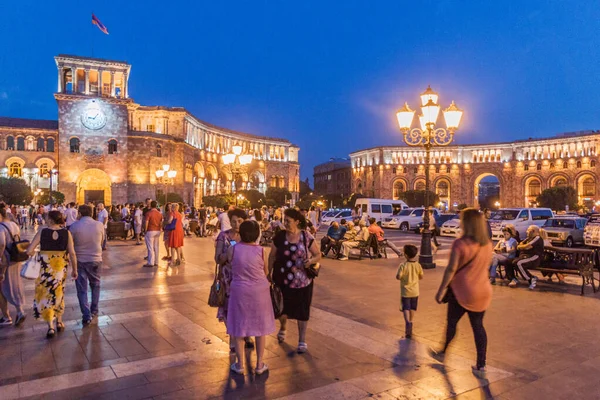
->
xmin=1 ymin=229 xmax=599 ymax=399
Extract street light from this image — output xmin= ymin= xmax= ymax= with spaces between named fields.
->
xmin=236 ymin=193 xmax=245 ymax=207
xmin=223 ymin=143 xmax=253 ymax=194
xmin=396 ymin=86 xmax=463 ymax=269
xmin=494 ymin=201 xmax=501 ymax=208
xmin=156 ymin=165 xmax=177 ymax=207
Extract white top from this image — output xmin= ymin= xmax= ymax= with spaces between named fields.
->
xmin=218 ymin=212 xmax=231 ymax=232
xmin=20 ymin=207 xmax=28 ymax=217
xmin=134 ymin=209 xmax=143 ymax=225
xmin=121 ymin=207 xmax=130 ymax=219
xmin=97 ymin=209 xmax=109 ymax=225
xmin=65 ymin=207 xmax=78 ymax=226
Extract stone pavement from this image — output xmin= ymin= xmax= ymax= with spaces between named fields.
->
xmin=0 ymin=228 xmax=599 ymax=399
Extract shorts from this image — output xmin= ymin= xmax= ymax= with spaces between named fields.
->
xmin=401 ymin=296 xmax=418 ymax=311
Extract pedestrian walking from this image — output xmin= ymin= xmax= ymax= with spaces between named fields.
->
xmin=133 ymin=204 xmax=143 ymax=245
xmin=167 ymin=203 xmax=185 ymax=266
xmin=0 ymin=205 xmax=27 ymax=327
xmin=69 ymin=205 xmax=105 ymax=325
xmin=65 ymin=202 xmax=78 ymax=227
xmin=268 ymin=208 xmax=321 ymax=354
xmin=198 ymin=204 xmax=207 ymax=237
xmin=162 ymin=203 xmax=172 ymax=261
xmin=143 ymin=201 xmax=163 ymax=268
xmin=96 ymin=203 xmax=109 ymax=250
xmin=431 ymin=208 xmax=493 ymax=377
xmin=395 ymin=244 xmax=423 ymax=338
xmin=26 ymin=211 xmax=78 ymax=338
xmin=226 ymin=220 xmax=275 ymax=375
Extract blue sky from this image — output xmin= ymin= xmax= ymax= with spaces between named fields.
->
xmin=1 ymin=1 xmax=600 ymax=185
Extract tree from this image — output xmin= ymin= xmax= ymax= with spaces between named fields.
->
xmin=299 ymin=178 xmax=313 ymax=198
xmin=536 ymin=186 xmax=580 ymax=211
xmin=202 ymin=194 xmax=235 ymax=209
xmin=39 ymin=191 xmax=65 ymax=205
xmin=237 ymin=189 xmax=266 ymax=209
xmin=265 ymin=187 xmax=292 ymax=206
xmin=343 ymin=193 xmax=366 ymax=208
xmin=0 ymin=177 xmax=33 ymax=205
xmin=457 ymin=203 xmax=468 ymax=211
xmin=399 ymin=190 xmax=439 ymax=208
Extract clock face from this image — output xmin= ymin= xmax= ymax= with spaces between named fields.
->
xmin=81 ymin=107 xmax=107 ymax=130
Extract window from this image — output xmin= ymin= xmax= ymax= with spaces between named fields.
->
xmin=37 ymin=138 xmax=45 ymax=151
xmin=371 ymin=204 xmax=381 ymax=213
xmin=518 ymin=210 xmax=529 ymax=220
xmin=46 ymin=138 xmax=55 ymax=152
xmin=592 ymin=160 xmax=597 ymax=168
xmin=524 ymin=165 xmax=529 ymax=171
xmin=17 ymin=137 xmax=25 ymax=151
xmin=531 ymin=209 xmax=552 ymax=221
xmin=435 ymin=166 xmax=440 ymax=173
xmin=536 ymin=163 xmax=542 ymax=171
xmin=554 ymin=178 xmax=567 ymax=187
xmin=413 ymin=167 xmax=418 ymax=174
xmin=6 ymin=136 xmax=14 ymax=150
xmin=415 ymin=180 xmax=426 ymax=191
xmin=155 ymin=144 xmax=162 ymax=157
xmin=549 ymin=163 xmax=555 ymax=170
xmin=70 ymin=137 xmax=80 ymax=153
xmin=563 ymin=161 xmax=568 ymax=169
xmin=108 ymin=139 xmax=118 ymax=154
xmin=381 ymin=205 xmax=392 ymax=214
xmin=392 ymin=167 xmax=396 ymax=174
xmin=26 ymin=137 xmax=34 ymax=151
xmin=582 ymin=177 xmax=595 ymax=196
xmin=9 ymin=162 xmax=22 ymax=177
xmin=146 ymin=125 xmax=155 ymax=132
xmin=528 ymin=180 xmax=542 ymax=197
xmin=393 ymin=180 xmax=405 ymax=200
xmin=413 ymin=209 xmax=424 ymax=217
xmin=577 ymin=161 xmax=582 ymax=169
xmin=39 ymin=163 xmax=49 ymax=177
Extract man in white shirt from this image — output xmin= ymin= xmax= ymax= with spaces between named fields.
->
xmin=121 ymin=203 xmax=130 ymax=220
xmin=218 ymin=204 xmax=233 ymax=232
xmin=19 ymin=206 xmax=28 ymax=230
xmin=65 ymin=202 xmax=78 ymax=227
xmin=133 ymin=204 xmax=143 ymax=245
xmin=96 ymin=203 xmax=109 ymax=250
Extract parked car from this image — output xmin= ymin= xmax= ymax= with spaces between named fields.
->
xmin=321 ymin=209 xmax=353 ymax=225
xmin=355 ymin=198 xmax=409 ymax=224
xmin=381 ymin=208 xmax=440 ymax=231
xmin=489 ymin=208 xmax=554 ymax=240
xmin=414 ymin=213 xmax=458 ymax=235
xmin=440 ymin=214 xmax=461 ymax=238
xmin=540 ymin=217 xmax=587 ymax=247
xmin=584 ymin=214 xmax=600 ymax=247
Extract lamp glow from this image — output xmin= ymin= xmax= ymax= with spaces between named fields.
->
xmin=239 ymin=154 xmax=253 ymax=165
xmin=162 ymin=164 xmax=170 ymax=171
xmin=232 ymin=145 xmax=243 ymax=155
xmin=443 ymin=101 xmax=463 ymax=130
xmin=421 ymin=98 xmax=440 ymax=125
xmin=167 ymin=170 xmax=177 ymax=179
xmin=155 ymin=170 xmax=165 ymax=178
xmin=396 ymin=102 xmax=415 ymax=131
xmin=420 ymin=85 xmax=439 ymax=107
xmin=222 ymin=154 xmax=236 ymax=164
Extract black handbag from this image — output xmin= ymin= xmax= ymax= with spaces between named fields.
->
xmin=270 ymin=283 xmax=284 ymax=318
xmin=0 ymin=223 xmax=29 ymax=262
xmin=207 ymin=264 xmax=226 ymax=307
xmin=302 ymin=231 xmax=321 ymax=279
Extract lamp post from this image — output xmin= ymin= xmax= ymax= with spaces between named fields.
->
xmin=222 ymin=144 xmax=252 ymax=196
xmin=48 ymin=169 xmax=59 ymax=206
xmin=33 ymin=188 xmax=42 ymax=205
xmin=155 ymin=164 xmax=177 ymax=208
xmin=396 ymin=86 xmax=463 ymax=269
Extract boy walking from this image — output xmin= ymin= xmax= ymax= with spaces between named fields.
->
xmin=396 ymin=244 xmax=423 ymax=339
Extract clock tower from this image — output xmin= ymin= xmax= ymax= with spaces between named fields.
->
xmin=54 ymin=55 xmax=131 ymax=205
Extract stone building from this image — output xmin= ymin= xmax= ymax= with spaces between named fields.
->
xmin=0 ymin=54 xmax=300 ymax=205
xmin=350 ymin=132 xmax=600 ymax=210
xmin=313 ymin=158 xmax=352 ymax=198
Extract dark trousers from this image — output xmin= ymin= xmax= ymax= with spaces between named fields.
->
xmin=75 ymin=261 xmax=102 ymax=320
xmin=320 ymin=237 xmax=340 ymax=255
xmin=444 ymin=293 xmax=487 ymax=369
xmin=506 ymin=254 xmax=539 ymax=281
xmin=431 ymin=230 xmax=440 ymax=247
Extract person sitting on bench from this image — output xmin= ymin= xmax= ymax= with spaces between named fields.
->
xmin=321 ymin=221 xmax=346 ymax=257
xmin=489 ymin=225 xmax=518 ymax=284
xmin=339 ymin=220 xmax=370 ymax=260
xmin=367 ymin=218 xmax=402 ymax=257
xmin=507 ymin=225 xmax=543 ymax=290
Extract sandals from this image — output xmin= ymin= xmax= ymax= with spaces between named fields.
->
xmin=255 ymin=363 xmax=269 ymax=375
xmin=230 ymin=363 xmax=244 ymax=375
xmin=277 ymin=330 xmax=286 ymax=343
xmin=297 ymin=342 xmax=308 ymax=354
xmin=56 ymin=322 xmax=65 ymax=332
xmin=46 ymin=328 xmax=56 ymax=339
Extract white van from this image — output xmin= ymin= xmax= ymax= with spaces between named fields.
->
xmin=355 ymin=198 xmax=409 ymax=224
xmin=584 ymin=214 xmax=600 ymax=247
xmin=489 ymin=208 xmax=554 ymax=240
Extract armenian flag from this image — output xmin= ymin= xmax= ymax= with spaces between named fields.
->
xmin=92 ymin=14 xmax=109 ymax=35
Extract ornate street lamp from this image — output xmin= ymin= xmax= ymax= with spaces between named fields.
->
xmin=223 ymin=144 xmax=253 ymax=194
xmin=156 ymin=165 xmax=177 ymax=207
xmin=396 ymin=86 xmax=463 ymax=269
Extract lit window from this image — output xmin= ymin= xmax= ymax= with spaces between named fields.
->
xmin=146 ymin=125 xmax=155 ymax=132
xmin=9 ymin=162 xmax=22 ymax=177
xmin=39 ymin=163 xmax=49 ymax=177
xmin=108 ymin=139 xmax=118 ymax=154
xmin=156 ymin=144 xmax=162 ymax=157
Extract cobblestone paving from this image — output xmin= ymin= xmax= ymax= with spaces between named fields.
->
xmin=0 ymin=227 xmax=599 ymax=399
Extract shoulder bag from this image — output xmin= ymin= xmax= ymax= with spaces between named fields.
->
xmin=20 ymin=253 xmax=41 ymax=280
xmin=302 ymin=231 xmax=321 ymax=279
xmin=208 ymin=263 xmax=226 ymax=307
xmin=164 ymin=218 xmax=177 ymax=231
xmin=0 ymin=223 xmax=29 ymax=263
xmin=441 ymin=246 xmax=480 ymax=303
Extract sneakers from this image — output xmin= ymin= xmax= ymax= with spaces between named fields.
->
xmin=472 ymin=365 xmax=487 ymax=378
xmin=508 ymin=279 xmax=518 ymax=287
xmin=0 ymin=316 xmax=13 ymax=326
xmin=14 ymin=313 xmax=26 ymax=327
xmin=428 ymin=348 xmax=445 ymax=363
xmin=405 ymin=322 xmax=413 ymax=339
xmin=490 ymin=277 xmax=496 ymax=285
xmin=338 ymin=256 xmax=349 ymax=261
xmin=529 ymin=277 xmax=537 ymax=290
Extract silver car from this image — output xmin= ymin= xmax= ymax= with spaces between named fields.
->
xmin=540 ymin=217 xmax=587 ymax=247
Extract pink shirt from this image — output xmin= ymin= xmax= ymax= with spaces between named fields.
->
xmin=449 ymin=238 xmax=493 ymax=312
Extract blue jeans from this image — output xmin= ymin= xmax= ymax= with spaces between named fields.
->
xmin=75 ymin=261 xmax=102 ymax=320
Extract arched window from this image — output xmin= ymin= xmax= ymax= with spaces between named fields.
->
xmin=554 ymin=178 xmax=567 ymax=187
xmin=46 ymin=138 xmax=55 ymax=152
xmin=37 ymin=138 xmax=45 ymax=151
xmin=392 ymin=180 xmax=405 ymax=200
xmin=155 ymin=144 xmax=162 ymax=157
xmin=524 ymin=165 xmax=529 ymax=171
xmin=583 ymin=177 xmax=596 ymax=196
xmin=64 ymin=68 xmax=73 ymax=93
xmin=536 ymin=163 xmax=542 ymax=171
xmin=577 ymin=161 xmax=582 ymax=169
xmin=436 ymin=180 xmax=449 ymax=197
xmin=435 ymin=166 xmax=440 ymax=174
xmin=415 ymin=180 xmax=426 ymax=191
xmin=592 ymin=160 xmax=597 ymax=168
xmin=563 ymin=161 xmax=568 ymax=169
xmin=39 ymin=163 xmax=49 ymax=177
xmin=549 ymin=163 xmax=555 ymax=170
xmin=413 ymin=167 xmax=418 ymax=174
xmin=16 ymin=137 xmax=25 ymax=151
xmin=403 ymin=167 xmax=407 ymax=174
xmin=9 ymin=162 xmax=22 ymax=177
xmin=70 ymin=137 xmax=80 ymax=153
xmin=528 ymin=179 xmax=541 ymax=197
xmin=444 ymin=165 xmax=450 ymax=173
xmin=108 ymin=139 xmax=118 ymax=154
xmin=6 ymin=136 xmax=14 ymax=150
xmin=26 ymin=137 xmax=34 ymax=151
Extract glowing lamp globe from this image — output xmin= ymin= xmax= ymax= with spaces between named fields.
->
xmin=155 ymin=170 xmax=165 ymax=178
xmin=162 ymin=164 xmax=170 ymax=172
xmin=396 ymin=102 xmax=415 ymax=131
xmin=232 ymin=145 xmax=243 ymax=156
xmin=443 ymin=101 xmax=463 ymax=130
xmin=239 ymin=154 xmax=253 ymax=165
xmin=222 ymin=154 xmax=236 ymax=164
xmin=420 ymin=85 xmax=439 ymax=107
xmin=167 ymin=170 xmax=177 ymax=179
xmin=421 ymin=98 xmax=440 ymax=125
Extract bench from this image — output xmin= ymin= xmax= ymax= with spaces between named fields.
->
xmin=351 ymin=234 xmax=388 ymax=260
xmin=107 ymin=221 xmax=128 ymax=240
xmin=532 ymin=246 xmax=598 ymax=295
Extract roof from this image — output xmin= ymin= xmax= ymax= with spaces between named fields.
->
xmin=0 ymin=117 xmax=58 ymax=130
xmin=56 ymin=54 xmax=130 ymax=66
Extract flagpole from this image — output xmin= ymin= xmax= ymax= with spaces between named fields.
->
xmin=91 ymin=11 xmax=94 ymax=57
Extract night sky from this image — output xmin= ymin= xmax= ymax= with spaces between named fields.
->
xmin=1 ymin=1 xmax=600 ymax=185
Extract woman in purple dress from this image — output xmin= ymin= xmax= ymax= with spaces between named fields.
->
xmin=226 ymin=220 xmax=274 ymax=375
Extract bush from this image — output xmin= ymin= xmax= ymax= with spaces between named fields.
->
xmin=203 ymin=194 xmax=234 ymax=209
xmin=0 ymin=177 xmax=33 ymax=205
xmin=237 ymin=189 xmax=266 ymax=209
xmin=265 ymin=187 xmax=292 ymax=206
xmin=38 ymin=190 xmax=65 ymax=205
xmin=536 ymin=186 xmax=580 ymax=211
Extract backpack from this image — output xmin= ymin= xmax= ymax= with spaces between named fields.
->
xmin=0 ymin=223 xmax=30 ymax=263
